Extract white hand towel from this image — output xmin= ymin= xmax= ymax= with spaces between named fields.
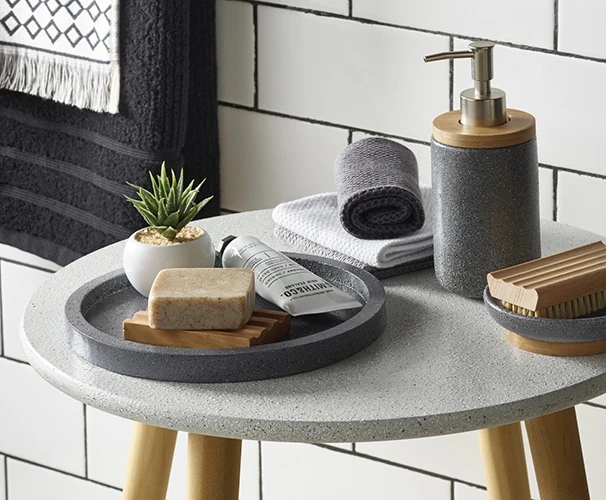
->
xmin=272 ymin=186 xmax=433 ymax=271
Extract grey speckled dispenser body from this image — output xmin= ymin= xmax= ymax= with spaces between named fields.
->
xmin=431 ymin=137 xmax=542 ymax=298
xmin=424 ymin=41 xmax=543 ymax=298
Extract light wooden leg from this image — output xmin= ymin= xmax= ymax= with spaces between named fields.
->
xmin=477 ymin=422 xmax=531 ymax=500
xmin=187 ymin=434 xmax=242 ymax=500
xmin=122 ymin=423 xmax=178 ymax=500
xmin=525 ymin=407 xmax=590 ymax=500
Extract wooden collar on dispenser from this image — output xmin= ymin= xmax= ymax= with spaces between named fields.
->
xmin=432 ymin=109 xmax=536 ymax=149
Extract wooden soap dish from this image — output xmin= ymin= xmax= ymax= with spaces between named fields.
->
xmin=484 ymin=240 xmax=606 ymax=357
xmin=506 ymin=331 xmax=606 ymax=357
xmin=123 ymin=309 xmax=290 ymax=349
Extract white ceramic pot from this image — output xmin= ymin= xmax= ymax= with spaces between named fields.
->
xmin=123 ymin=226 xmax=215 ymax=296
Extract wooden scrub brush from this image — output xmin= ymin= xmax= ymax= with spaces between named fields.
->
xmin=487 ymin=241 xmax=606 ymax=355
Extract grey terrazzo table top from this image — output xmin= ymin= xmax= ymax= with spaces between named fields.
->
xmin=21 ymin=211 xmax=606 ymax=443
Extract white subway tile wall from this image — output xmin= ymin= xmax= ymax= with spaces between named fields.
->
xmin=85 ymin=408 xmax=132 ymax=489
xmin=259 ymin=0 xmax=349 ymax=15
xmin=0 ymin=456 xmax=4 ymax=500
xmin=558 ymin=0 xmax=606 ymax=59
xmin=353 ymin=0 xmax=555 ymax=49
xmin=0 ymin=359 xmax=85 ymax=475
xmin=6 ymin=459 xmax=120 ymax=500
xmin=455 ymin=483 xmax=489 ymax=500
xmin=216 ymin=0 xmax=255 ymax=106
xmin=261 ymin=443 xmax=451 ymax=499
xmin=0 ymin=243 xmax=60 ymax=271
xmin=2 ymin=1 xmax=606 ymax=499
xmin=219 ymin=105 xmax=347 ymax=210
xmin=356 ymin=433 xmax=488 ymax=491
xmin=257 ymin=6 xmax=449 ymax=139
xmin=538 ymin=167 xmax=554 ymax=220
xmin=577 ymin=404 xmax=606 ymax=499
xmin=591 ymin=393 xmax=606 ymax=407
xmin=1 ymin=261 xmax=52 ymax=362
xmin=557 ymin=172 xmax=606 ymax=237
xmin=359 ymin=428 xmax=542 ymax=498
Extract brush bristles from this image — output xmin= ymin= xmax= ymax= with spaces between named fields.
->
xmin=502 ymin=290 xmax=606 ymax=319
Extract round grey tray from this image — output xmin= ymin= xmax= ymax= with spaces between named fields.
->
xmin=484 ymin=286 xmax=606 ymax=343
xmin=64 ymin=253 xmax=386 ymax=383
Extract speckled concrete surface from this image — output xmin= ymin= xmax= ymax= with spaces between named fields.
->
xmin=431 ymin=138 xmax=541 ymax=298
xmin=21 ymin=212 xmax=606 ymax=443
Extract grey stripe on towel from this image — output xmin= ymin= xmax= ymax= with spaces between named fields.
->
xmin=335 ymin=137 xmax=424 ymax=239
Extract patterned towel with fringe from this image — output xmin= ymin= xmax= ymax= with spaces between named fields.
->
xmin=0 ymin=0 xmax=119 ymax=113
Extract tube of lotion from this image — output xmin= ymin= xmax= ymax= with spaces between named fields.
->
xmin=221 ymin=235 xmax=362 ymax=316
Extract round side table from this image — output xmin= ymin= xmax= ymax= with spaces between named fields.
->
xmin=21 ymin=212 xmax=606 ymax=500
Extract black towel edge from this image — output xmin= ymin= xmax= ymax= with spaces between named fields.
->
xmin=0 ymin=226 xmax=80 ymax=266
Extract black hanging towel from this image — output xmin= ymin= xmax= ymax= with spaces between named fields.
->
xmin=0 ymin=0 xmax=220 ymax=266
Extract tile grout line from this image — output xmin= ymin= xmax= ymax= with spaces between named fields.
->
xmin=539 ymin=162 xmax=606 ymax=180
xmin=552 ymin=168 xmax=559 ymax=221
xmin=4 ymin=455 xmax=7 ymax=500
xmin=583 ymin=401 xmax=606 ymax=410
xmin=312 ymin=443 xmax=486 ymax=490
xmin=83 ymin=405 xmax=88 ymax=479
xmin=347 ymin=129 xmax=353 ymax=145
xmin=0 ymin=257 xmax=57 ymax=275
xmin=218 ymin=100 xmax=432 ymax=146
xmin=0 ymin=356 xmax=29 ymax=366
xmin=0 ymin=453 xmax=121 ymax=492
xmin=552 ymin=165 xmax=606 ymax=179
xmin=448 ymin=36 xmax=454 ymax=112
xmin=220 ymin=207 xmax=240 ymax=214
xmin=258 ymin=441 xmax=263 ymax=500
xmin=226 ymin=0 xmax=606 ymax=65
xmin=219 ymin=101 xmax=606 ymax=181
xmin=553 ymin=0 xmax=559 ymax=51
xmin=348 ymin=0 xmax=352 ymax=17
xmin=0 ymin=261 xmax=3 ymax=358
xmin=450 ymin=480 xmax=455 ymax=500
xmin=253 ymin=3 xmax=259 ymax=109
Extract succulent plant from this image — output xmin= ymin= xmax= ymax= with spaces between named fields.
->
xmin=125 ymin=162 xmax=213 ymax=239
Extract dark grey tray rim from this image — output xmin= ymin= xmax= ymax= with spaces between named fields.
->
xmin=64 ymin=253 xmax=387 ymax=382
xmin=483 ymin=286 xmax=606 ymax=343
xmin=67 ymin=254 xmax=383 ymax=356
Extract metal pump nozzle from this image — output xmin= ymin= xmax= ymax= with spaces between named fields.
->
xmin=424 ymin=41 xmax=507 ymax=127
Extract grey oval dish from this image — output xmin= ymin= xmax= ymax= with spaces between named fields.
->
xmin=483 ymin=286 xmax=606 ymax=343
xmin=65 ymin=253 xmax=386 ymax=383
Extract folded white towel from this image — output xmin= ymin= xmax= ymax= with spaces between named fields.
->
xmin=272 ymin=186 xmax=433 ymax=270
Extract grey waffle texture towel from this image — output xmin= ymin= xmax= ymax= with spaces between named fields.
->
xmin=274 ymin=224 xmax=433 ymax=278
xmin=272 ymin=187 xmax=434 ymax=279
xmin=335 ymin=137 xmax=425 ymax=239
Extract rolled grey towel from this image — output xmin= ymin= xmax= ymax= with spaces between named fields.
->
xmin=335 ymin=137 xmax=425 ymax=239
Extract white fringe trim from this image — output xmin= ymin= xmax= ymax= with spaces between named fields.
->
xmin=0 ymin=50 xmax=120 ymax=114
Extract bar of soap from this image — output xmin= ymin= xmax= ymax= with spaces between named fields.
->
xmin=148 ymin=268 xmax=255 ymax=330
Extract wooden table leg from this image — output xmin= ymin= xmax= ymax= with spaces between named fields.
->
xmin=477 ymin=422 xmax=531 ymax=500
xmin=122 ymin=422 xmax=178 ymax=500
xmin=525 ymin=406 xmax=590 ymax=500
xmin=186 ymin=434 xmax=242 ymax=500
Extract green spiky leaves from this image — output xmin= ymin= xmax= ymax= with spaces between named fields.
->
xmin=125 ymin=162 xmax=213 ymax=239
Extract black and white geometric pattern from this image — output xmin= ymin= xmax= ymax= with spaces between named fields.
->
xmin=0 ymin=0 xmax=113 ymax=60
xmin=0 ymin=0 xmax=119 ymax=112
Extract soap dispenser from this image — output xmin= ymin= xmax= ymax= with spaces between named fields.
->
xmin=424 ymin=41 xmax=541 ymax=298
